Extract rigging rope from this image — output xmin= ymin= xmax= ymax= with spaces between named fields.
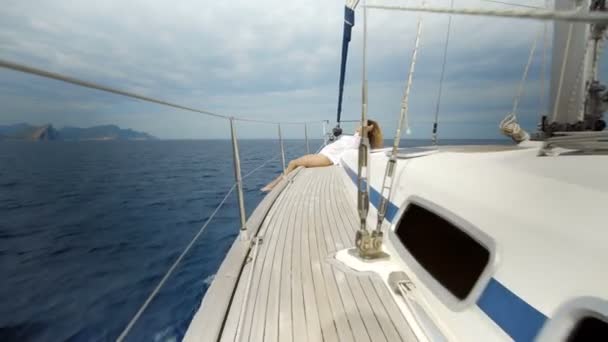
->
xmin=358 ymin=0 xmax=371 ymax=235
xmin=0 ymin=59 xmax=321 ymax=126
xmin=432 ymin=0 xmax=455 ymax=145
xmin=399 ymin=14 xmax=424 ymax=137
xmin=500 ymin=28 xmax=541 ymax=142
xmin=366 ymin=4 xmax=608 ymax=23
xmin=376 ymin=8 xmax=424 ymax=232
xmin=511 ymin=28 xmax=542 ymax=117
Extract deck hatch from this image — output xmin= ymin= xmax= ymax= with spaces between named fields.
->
xmin=395 ymin=203 xmax=490 ymax=300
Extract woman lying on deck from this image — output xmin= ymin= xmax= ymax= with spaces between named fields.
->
xmin=261 ymin=119 xmax=383 ymax=192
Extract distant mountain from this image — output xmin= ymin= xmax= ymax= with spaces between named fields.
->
xmin=0 ymin=123 xmax=60 ymax=141
xmin=58 ymin=125 xmax=156 ymax=141
xmin=0 ymin=123 xmax=157 ymax=141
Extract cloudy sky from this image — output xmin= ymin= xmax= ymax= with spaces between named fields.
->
xmin=0 ymin=0 xmax=592 ymax=139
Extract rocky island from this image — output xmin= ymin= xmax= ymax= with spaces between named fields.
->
xmin=0 ymin=124 xmax=157 ymax=141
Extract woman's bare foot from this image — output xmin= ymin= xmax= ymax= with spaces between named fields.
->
xmin=261 ymin=175 xmax=283 ymax=192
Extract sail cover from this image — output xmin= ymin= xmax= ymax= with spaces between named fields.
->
xmin=337 ymin=5 xmax=356 ymax=124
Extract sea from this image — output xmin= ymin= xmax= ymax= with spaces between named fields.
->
xmin=0 ymin=138 xmax=509 ymax=342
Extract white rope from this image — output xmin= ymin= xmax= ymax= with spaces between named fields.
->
xmin=500 ymin=113 xmax=530 ymax=142
xmin=0 ymin=58 xmax=321 ymax=126
xmin=500 ymin=28 xmax=540 ymax=142
xmin=511 ymin=28 xmax=541 ymax=116
xmin=480 ymin=0 xmax=545 ymax=124
xmin=366 ymin=5 xmax=608 ymax=23
xmin=432 ymin=0 xmax=454 ymax=145
xmin=116 ymin=184 xmax=236 ymax=342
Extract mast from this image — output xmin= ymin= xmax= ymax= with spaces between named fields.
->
xmin=545 ymin=0 xmax=607 ymax=134
xmin=334 ymin=0 xmax=361 ymax=138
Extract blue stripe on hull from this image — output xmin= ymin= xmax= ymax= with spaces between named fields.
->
xmin=478 ymin=278 xmax=547 ymax=342
xmin=340 ymin=162 xmax=547 ymax=341
xmin=341 ymin=160 xmax=399 ymax=221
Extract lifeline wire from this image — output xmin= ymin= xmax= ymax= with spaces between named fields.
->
xmin=0 ymin=58 xmax=321 ymax=125
xmin=116 ymin=183 xmax=237 ymax=341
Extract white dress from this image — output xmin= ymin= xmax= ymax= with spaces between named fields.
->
xmin=318 ymin=134 xmax=360 ymax=165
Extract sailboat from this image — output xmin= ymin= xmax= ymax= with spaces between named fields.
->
xmin=184 ymin=0 xmax=608 ymax=341
xmin=1 ymin=0 xmax=606 ymax=340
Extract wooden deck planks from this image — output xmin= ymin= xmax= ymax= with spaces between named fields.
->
xmin=333 ymin=171 xmax=417 ymax=342
xmin=290 ymin=175 xmax=308 ymax=342
xmin=263 ymin=175 xmax=298 ymax=342
xmin=216 ymin=166 xmax=414 ymax=342
xmin=186 ymin=170 xmax=301 ymax=342
xmin=327 ymin=170 xmax=390 ymax=342
xmin=311 ymin=171 xmax=354 ymax=342
xmin=298 ymin=174 xmax=324 ymax=342
xmin=306 ymin=171 xmax=340 ymax=342
xmin=226 ymin=178 xmax=296 ymax=342
xmin=276 ymin=176 xmax=301 ymax=342
xmin=249 ymin=178 xmax=302 ymax=342
xmin=317 ymin=169 xmax=371 ymax=342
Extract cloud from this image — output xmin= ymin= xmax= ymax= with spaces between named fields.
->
xmin=0 ymin=0 xmax=579 ymax=139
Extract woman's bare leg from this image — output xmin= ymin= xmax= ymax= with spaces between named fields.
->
xmin=261 ymin=154 xmax=332 ymax=192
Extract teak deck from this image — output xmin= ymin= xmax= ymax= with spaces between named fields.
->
xmin=185 ymin=166 xmax=415 ymax=342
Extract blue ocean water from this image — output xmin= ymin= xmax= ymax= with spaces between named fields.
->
xmin=0 ymin=138 xmax=509 ymax=342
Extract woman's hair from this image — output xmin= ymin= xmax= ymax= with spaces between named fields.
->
xmin=366 ymin=119 xmax=383 ymax=149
